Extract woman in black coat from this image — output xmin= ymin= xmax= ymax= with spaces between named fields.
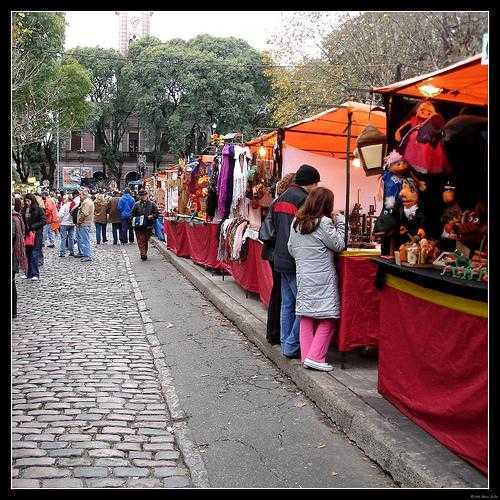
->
xmin=22 ymin=193 xmax=46 ymax=281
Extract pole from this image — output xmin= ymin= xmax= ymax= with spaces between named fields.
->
xmin=56 ymin=112 xmax=60 ymax=190
xmin=344 ymin=111 xmax=353 ymax=249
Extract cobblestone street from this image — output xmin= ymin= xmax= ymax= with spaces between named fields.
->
xmin=11 ymin=242 xmax=192 ymax=488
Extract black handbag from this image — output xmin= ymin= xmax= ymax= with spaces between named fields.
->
xmin=258 ymin=204 xmax=276 ymax=243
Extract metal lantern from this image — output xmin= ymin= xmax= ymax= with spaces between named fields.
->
xmin=355 ymin=125 xmax=387 ymax=176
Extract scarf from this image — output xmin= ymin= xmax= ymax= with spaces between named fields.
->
xmin=12 ymin=212 xmax=28 ymax=272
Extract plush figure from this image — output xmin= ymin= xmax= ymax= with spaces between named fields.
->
xmin=399 ymin=112 xmax=451 ymax=176
xmin=397 ymin=178 xmax=426 ymax=244
xmin=453 ymin=200 xmax=487 ymax=252
xmin=395 ymin=100 xmax=436 ymax=143
xmin=376 ymin=150 xmax=426 ymax=211
xmin=441 ymin=179 xmax=462 ymax=242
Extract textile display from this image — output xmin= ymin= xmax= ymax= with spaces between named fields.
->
xmin=216 ymin=144 xmax=236 ymax=219
xmin=336 ymin=255 xmax=380 ymax=351
xmin=217 ymin=217 xmax=250 ymax=262
xmin=378 ymin=277 xmax=487 ymax=474
xmin=231 ymin=145 xmax=252 ymax=216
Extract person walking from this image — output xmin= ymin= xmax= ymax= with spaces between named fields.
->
xmin=118 ymin=189 xmax=136 ymax=244
xmin=41 ymin=191 xmax=59 ymax=248
xmin=58 ymin=194 xmax=75 ymax=257
xmin=21 ymin=193 xmax=46 ymax=281
xmin=287 ymin=187 xmax=346 ymax=371
xmin=69 ymin=190 xmax=82 ymax=257
xmin=12 ymin=206 xmax=28 ymax=317
xmin=94 ymin=193 xmax=109 ymax=244
xmin=130 ymin=189 xmax=159 ymax=260
xmin=260 ymin=172 xmax=296 ymax=345
xmin=107 ymin=191 xmax=123 ymax=245
xmin=271 ymin=164 xmax=321 ymax=359
xmin=76 ymin=188 xmax=95 ymax=262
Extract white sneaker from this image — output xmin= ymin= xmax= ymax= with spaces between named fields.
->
xmin=30 ymin=276 xmax=40 ymax=281
xmin=21 ymin=275 xmax=29 ymax=279
xmin=303 ymin=358 xmax=333 ymax=372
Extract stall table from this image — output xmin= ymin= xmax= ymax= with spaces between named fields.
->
xmin=374 ymin=258 xmax=487 ymax=474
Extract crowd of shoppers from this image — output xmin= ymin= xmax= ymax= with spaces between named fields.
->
xmin=11 ymin=186 xmax=162 ymax=318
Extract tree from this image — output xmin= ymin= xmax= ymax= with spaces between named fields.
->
xmin=12 ymin=12 xmax=92 ymax=183
xmin=68 ymin=47 xmax=137 ymax=186
xmin=268 ymin=11 xmax=488 ymax=124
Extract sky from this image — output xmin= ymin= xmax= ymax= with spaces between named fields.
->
xmin=64 ymin=11 xmax=290 ymax=53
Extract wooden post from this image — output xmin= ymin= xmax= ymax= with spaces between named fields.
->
xmin=344 ymin=111 xmax=353 ymax=249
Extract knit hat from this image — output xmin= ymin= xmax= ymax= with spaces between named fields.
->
xmin=384 ymin=150 xmax=404 ymax=168
xmin=295 ymin=164 xmax=320 ymax=186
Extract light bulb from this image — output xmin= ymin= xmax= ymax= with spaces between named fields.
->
xmin=352 ymin=158 xmax=361 ymax=168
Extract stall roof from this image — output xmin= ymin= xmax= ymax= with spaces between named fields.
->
xmin=373 ymin=54 xmax=487 ymax=106
xmin=283 ymin=101 xmax=386 ymax=158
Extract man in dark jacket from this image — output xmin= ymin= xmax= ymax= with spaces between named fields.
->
xmin=107 ymin=191 xmax=122 ymax=245
xmin=271 ymin=164 xmax=320 ymax=358
xmin=130 ymin=189 xmax=159 ymax=260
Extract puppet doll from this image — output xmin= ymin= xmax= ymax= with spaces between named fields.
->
xmin=440 ymin=179 xmax=462 ymax=247
xmin=399 ymin=112 xmax=451 ymax=176
xmin=397 ymin=177 xmax=427 ymax=244
xmin=395 ymin=100 xmax=436 ymax=143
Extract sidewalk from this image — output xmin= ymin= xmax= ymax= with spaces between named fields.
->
xmin=151 ymin=238 xmax=487 ymax=488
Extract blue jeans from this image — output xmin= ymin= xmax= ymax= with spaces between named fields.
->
xmin=27 ymin=246 xmax=41 ymax=278
xmin=111 ymin=223 xmax=121 ymax=244
xmin=280 ymin=272 xmax=300 ymax=357
xmin=120 ymin=217 xmax=134 ymax=244
xmin=43 ymin=224 xmax=55 ymax=245
xmin=78 ymin=225 xmax=92 ymax=259
xmin=95 ymin=223 xmax=108 ymax=244
xmin=59 ymin=225 xmax=75 ymax=256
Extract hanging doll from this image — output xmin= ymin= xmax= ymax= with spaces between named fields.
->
xmin=395 ymin=100 xmax=437 ymax=143
xmin=398 ymin=101 xmax=451 ymax=176
xmin=440 ymin=179 xmax=462 ymax=248
xmin=397 ymin=177 xmax=427 ymax=245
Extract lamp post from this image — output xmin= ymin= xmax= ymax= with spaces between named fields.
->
xmin=78 ymin=149 xmax=86 ymax=186
xmin=355 ymin=125 xmax=387 ymax=177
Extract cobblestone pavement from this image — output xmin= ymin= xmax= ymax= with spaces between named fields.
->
xmin=11 ymin=242 xmax=192 ymax=489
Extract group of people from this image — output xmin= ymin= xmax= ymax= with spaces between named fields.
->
xmin=12 ymin=186 xmax=162 ymax=318
xmin=261 ymin=164 xmax=346 ymax=372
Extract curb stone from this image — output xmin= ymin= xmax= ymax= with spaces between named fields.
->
xmin=151 ymin=239 xmax=487 ymax=489
xmin=121 ymin=248 xmax=210 ymax=489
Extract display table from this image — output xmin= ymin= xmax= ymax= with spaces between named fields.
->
xmin=164 ymin=220 xmax=381 ymax=351
xmin=374 ymin=258 xmax=487 ymax=474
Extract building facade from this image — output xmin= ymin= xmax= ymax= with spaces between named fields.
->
xmin=60 ymin=114 xmax=176 ymax=189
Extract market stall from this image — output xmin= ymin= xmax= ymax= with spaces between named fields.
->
xmin=372 ymin=54 xmax=488 ymax=474
xmin=164 ymin=104 xmax=387 ymax=352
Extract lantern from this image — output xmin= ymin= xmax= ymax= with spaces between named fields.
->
xmin=355 ymin=125 xmax=387 ymax=176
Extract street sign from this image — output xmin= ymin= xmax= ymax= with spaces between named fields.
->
xmin=481 ymin=33 xmax=488 ymax=65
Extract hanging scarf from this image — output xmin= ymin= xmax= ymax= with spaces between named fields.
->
xmin=216 ymin=144 xmax=235 ymax=219
xmin=12 ymin=212 xmax=28 ymax=272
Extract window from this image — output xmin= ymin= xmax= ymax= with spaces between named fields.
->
xmin=129 ymin=132 xmax=139 ymax=153
xmin=71 ymin=132 xmax=82 ymax=151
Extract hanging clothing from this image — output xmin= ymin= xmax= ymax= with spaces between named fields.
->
xmin=231 ymin=145 xmax=252 ymax=216
xmin=206 ymin=158 xmax=220 ymax=219
xmin=216 ymin=144 xmax=233 ymax=220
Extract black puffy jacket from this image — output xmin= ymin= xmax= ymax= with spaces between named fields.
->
xmin=271 ymin=184 xmax=308 ymax=273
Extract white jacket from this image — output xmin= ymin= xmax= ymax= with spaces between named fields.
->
xmin=58 ymin=202 xmax=74 ymax=226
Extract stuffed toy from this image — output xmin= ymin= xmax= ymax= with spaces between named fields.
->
xmin=397 ymin=177 xmax=427 ymax=244
xmin=441 ymin=179 xmax=462 ymax=243
xmin=376 ymin=150 xmax=425 ymax=211
xmin=395 ymin=100 xmax=436 ymax=143
xmin=399 ymin=112 xmax=451 ymax=176
xmin=453 ymin=201 xmax=487 ymax=252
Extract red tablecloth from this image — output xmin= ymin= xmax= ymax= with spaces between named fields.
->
xmin=336 ymin=256 xmax=380 ymax=351
xmin=378 ymin=276 xmax=487 ymax=474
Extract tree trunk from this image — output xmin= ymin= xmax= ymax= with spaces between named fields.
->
xmin=42 ymin=139 xmax=57 ymax=186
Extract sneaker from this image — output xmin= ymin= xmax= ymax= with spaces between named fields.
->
xmin=21 ymin=275 xmax=29 ymax=279
xmin=30 ymin=276 xmax=40 ymax=281
xmin=73 ymin=254 xmax=84 ymax=258
xmin=283 ymin=352 xmax=300 ymax=359
xmin=141 ymin=255 xmax=147 ymax=261
xmin=59 ymin=254 xmax=65 ymax=257
xmin=81 ymin=258 xmax=92 ymax=262
xmin=303 ymin=358 xmax=333 ymax=372
xmin=47 ymin=244 xmax=55 ymax=248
